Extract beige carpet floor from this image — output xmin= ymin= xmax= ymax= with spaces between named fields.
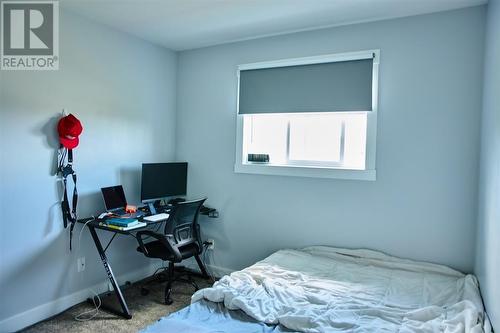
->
xmin=20 ymin=274 xmax=213 ymax=333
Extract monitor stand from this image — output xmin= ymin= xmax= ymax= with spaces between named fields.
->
xmin=147 ymin=202 xmax=157 ymax=215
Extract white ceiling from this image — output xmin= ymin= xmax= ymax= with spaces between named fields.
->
xmin=61 ymin=0 xmax=487 ymax=51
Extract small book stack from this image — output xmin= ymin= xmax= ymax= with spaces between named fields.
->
xmin=100 ymin=218 xmax=147 ymax=231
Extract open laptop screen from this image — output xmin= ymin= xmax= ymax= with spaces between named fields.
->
xmin=101 ymin=185 xmax=127 ymax=211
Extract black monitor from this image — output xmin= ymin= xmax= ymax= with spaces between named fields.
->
xmin=141 ymin=162 xmax=188 ymax=212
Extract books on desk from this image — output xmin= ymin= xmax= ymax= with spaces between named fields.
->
xmin=99 ymin=218 xmax=147 ymax=231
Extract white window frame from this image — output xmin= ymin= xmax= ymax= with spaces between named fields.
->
xmin=234 ymin=50 xmax=379 ymax=181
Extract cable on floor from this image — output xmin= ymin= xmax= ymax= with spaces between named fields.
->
xmin=202 ymin=243 xmax=217 ymax=283
xmin=74 ymin=218 xmax=102 ymax=322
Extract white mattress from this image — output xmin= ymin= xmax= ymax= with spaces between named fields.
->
xmin=192 ymin=246 xmax=486 ymax=332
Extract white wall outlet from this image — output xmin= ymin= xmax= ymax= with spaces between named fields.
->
xmin=77 ymin=257 xmax=86 ymax=272
xmin=207 ymin=239 xmax=215 ymax=250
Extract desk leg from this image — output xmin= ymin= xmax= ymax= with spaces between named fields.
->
xmin=88 ymin=226 xmax=132 ymax=319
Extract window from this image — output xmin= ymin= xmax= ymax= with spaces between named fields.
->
xmin=244 ymin=112 xmax=367 ymax=169
xmin=235 ymin=50 xmax=379 ymax=180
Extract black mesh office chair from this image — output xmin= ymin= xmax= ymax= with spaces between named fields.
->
xmin=136 ymin=198 xmax=209 ymax=304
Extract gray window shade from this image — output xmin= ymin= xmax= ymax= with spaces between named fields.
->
xmin=238 ymin=58 xmax=373 ymax=114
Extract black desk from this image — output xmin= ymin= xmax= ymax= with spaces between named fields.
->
xmin=77 ymin=212 xmax=170 ymax=319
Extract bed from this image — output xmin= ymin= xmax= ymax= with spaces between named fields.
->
xmin=140 ymin=246 xmax=487 ymax=332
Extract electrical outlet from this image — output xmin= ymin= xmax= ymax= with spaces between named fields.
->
xmin=77 ymin=257 xmax=86 ymax=272
xmin=207 ymin=239 xmax=215 ymax=250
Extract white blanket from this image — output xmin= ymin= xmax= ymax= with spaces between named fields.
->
xmin=192 ymin=246 xmax=486 ymax=332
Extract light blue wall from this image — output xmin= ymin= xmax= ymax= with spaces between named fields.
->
xmin=0 ymin=9 xmax=177 ymax=328
xmin=176 ymin=7 xmax=485 ymax=274
xmin=0 ymin=4 xmax=490 ymax=331
xmin=475 ymin=0 xmax=500 ymax=329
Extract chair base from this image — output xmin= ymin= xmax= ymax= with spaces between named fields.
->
xmin=141 ymin=255 xmax=209 ymax=305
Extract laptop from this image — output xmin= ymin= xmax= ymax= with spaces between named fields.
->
xmin=101 ymin=185 xmax=144 ymax=218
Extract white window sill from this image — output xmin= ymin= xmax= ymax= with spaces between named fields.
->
xmin=234 ymin=163 xmax=376 ymax=181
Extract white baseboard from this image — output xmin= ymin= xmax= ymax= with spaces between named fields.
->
xmin=0 ymin=263 xmax=163 ymax=333
xmin=206 ymin=263 xmax=234 ymax=278
xmin=183 ymin=262 xmax=234 ymax=278
xmin=0 ymin=261 xmax=235 ymax=333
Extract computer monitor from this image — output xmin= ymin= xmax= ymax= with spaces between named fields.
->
xmin=141 ymin=162 xmax=188 ymax=213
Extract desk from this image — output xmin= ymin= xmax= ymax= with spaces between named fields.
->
xmin=78 ymin=204 xmax=217 ymax=319
xmin=77 ymin=212 xmax=170 ymax=319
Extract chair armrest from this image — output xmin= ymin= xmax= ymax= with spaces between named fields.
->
xmin=136 ymin=230 xmax=182 ymax=261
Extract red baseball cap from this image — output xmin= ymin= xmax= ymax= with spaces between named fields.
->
xmin=58 ymin=114 xmax=83 ymax=149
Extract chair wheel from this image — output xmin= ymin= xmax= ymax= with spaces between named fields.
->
xmin=165 ymin=298 xmax=173 ymax=305
xmin=141 ymin=288 xmax=149 ymax=296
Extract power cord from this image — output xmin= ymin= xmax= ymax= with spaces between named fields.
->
xmin=56 ymin=168 xmax=101 ymax=321
xmin=202 ymin=242 xmax=217 ymax=283
xmin=74 ymin=217 xmax=102 ymax=322
xmin=75 ymin=294 xmax=101 ymax=322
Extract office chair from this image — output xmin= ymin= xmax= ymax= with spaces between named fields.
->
xmin=136 ymin=198 xmax=209 ymax=305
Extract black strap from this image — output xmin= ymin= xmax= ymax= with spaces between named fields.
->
xmin=59 ymin=148 xmax=78 ymax=250
xmin=62 ymin=177 xmax=70 ymax=228
xmin=69 ymin=172 xmax=77 ymax=250
xmin=72 ymin=172 xmax=77 ymax=216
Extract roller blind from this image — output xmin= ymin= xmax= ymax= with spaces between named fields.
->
xmin=238 ymin=58 xmax=373 ymax=114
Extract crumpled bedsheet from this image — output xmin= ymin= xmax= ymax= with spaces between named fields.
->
xmin=192 ymin=246 xmax=485 ymax=332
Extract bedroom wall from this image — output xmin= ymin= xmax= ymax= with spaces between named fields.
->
xmin=0 ymin=9 xmax=177 ymax=331
xmin=176 ymin=7 xmax=485 ymax=274
xmin=475 ymin=0 xmax=500 ymax=330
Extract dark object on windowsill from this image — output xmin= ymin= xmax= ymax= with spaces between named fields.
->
xmin=248 ymin=153 xmax=269 ymax=163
